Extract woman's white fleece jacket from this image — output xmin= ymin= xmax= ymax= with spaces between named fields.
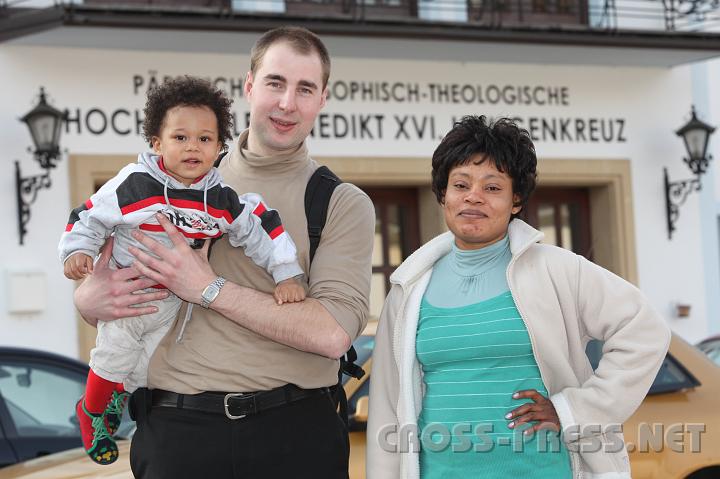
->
xmin=367 ymin=219 xmax=671 ymax=479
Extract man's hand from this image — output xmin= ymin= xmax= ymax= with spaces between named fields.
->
xmin=130 ymin=214 xmax=350 ymax=359
xmin=74 ymin=237 xmax=170 ymax=327
xmin=506 ymin=389 xmax=561 ymax=436
xmin=129 ymin=213 xmax=215 ymax=304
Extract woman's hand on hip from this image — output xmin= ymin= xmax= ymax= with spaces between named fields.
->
xmin=506 ymin=389 xmax=561 ymax=435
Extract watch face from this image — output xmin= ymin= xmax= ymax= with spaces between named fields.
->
xmin=203 ymin=285 xmax=219 ymax=302
xmin=201 ymin=278 xmax=225 ymax=307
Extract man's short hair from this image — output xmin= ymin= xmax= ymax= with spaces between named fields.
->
xmin=250 ymin=26 xmax=331 ymax=89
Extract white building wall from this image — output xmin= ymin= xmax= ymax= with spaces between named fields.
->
xmin=0 ymin=41 xmax=713 ymax=358
xmin=705 ymin=57 xmax=720 ymax=336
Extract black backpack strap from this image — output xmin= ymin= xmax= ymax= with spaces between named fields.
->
xmin=304 ymin=166 xmax=365 ymax=427
xmin=213 ymin=151 xmax=227 ymax=168
xmin=304 ymin=165 xmax=341 ymax=264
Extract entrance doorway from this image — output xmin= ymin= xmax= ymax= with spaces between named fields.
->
xmin=522 ymin=187 xmax=593 ymax=260
xmin=361 ymin=187 xmax=422 ymax=318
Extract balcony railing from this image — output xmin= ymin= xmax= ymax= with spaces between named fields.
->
xmin=80 ymin=0 xmax=720 ymax=32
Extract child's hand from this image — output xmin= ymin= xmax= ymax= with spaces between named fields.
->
xmin=64 ymin=254 xmax=94 ymax=280
xmin=273 ymin=278 xmax=306 ymax=305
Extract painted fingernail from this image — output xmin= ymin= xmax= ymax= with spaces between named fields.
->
xmin=524 ymin=429 xmax=532 ymax=436
xmin=512 ymin=392 xmax=520 ymax=399
xmin=508 ymin=422 xmax=514 ymax=428
xmin=505 ymin=413 xmax=512 ymax=419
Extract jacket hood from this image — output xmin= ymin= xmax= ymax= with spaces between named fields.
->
xmin=389 ymin=219 xmax=544 ymax=288
xmin=138 ymin=152 xmax=222 ymax=190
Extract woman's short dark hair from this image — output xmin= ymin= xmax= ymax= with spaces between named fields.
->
xmin=142 ymin=75 xmax=234 ymax=152
xmin=431 ymin=115 xmax=537 ymax=216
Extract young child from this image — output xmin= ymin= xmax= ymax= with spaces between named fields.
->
xmin=58 ymin=76 xmax=305 ymax=465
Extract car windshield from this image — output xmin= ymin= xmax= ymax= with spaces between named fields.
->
xmin=586 ymin=339 xmax=700 ymax=394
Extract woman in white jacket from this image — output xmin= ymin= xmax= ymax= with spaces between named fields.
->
xmin=367 ymin=115 xmax=670 ymax=479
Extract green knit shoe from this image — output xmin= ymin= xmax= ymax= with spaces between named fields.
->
xmin=76 ymin=398 xmax=119 ymax=465
xmin=104 ymin=390 xmax=129 ymax=436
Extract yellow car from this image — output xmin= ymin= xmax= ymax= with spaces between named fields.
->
xmin=1 ymin=329 xmax=718 ymax=479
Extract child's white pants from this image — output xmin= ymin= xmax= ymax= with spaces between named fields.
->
xmin=89 ymin=294 xmax=181 ymax=393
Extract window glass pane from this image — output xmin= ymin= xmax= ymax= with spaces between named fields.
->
xmin=0 ymin=362 xmax=84 ymax=437
xmin=387 ymin=204 xmax=403 ymax=266
xmin=372 ymin=208 xmax=384 ymax=267
xmin=232 ymin=0 xmax=285 ymax=13
xmin=369 ymin=273 xmax=387 ymax=319
xmin=538 ymin=204 xmax=557 ymax=246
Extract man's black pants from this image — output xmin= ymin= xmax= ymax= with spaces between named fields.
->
xmin=129 ymin=388 xmax=349 ymax=479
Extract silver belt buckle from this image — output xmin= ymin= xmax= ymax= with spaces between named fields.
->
xmin=224 ymin=393 xmax=247 ymax=420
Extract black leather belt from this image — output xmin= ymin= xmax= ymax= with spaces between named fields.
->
xmin=151 ymin=385 xmax=329 ymax=420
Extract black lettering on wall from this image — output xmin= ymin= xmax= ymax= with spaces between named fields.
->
xmin=86 ymin=109 xmax=108 ymax=135
xmin=111 ymin=109 xmax=131 ymax=135
xmin=395 ymin=115 xmax=410 ymax=140
xmin=617 ymin=119 xmax=627 ymax=142
xmin=65 ymin=108 xmax=82 ymax=135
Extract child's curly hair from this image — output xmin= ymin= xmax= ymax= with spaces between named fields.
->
xmin=142 ymin=75 xmax=234 ymax=151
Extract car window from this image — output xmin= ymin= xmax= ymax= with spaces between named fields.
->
xmin=0 ymin=362 xmax=84 ymax=438
xmin=585 ymin=339 xmax=699 ymax=394
xmin=698 ymin=340 xmax=720 ymax=365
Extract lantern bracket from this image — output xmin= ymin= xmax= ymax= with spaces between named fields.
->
xmin=665 ymin=106 xmax=715 ymax=240
xmin=15 ymin=161 xmax=53 ymax=245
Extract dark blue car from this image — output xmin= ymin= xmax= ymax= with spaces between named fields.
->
xmin=0 ymin=347 xmax=89 ymax=468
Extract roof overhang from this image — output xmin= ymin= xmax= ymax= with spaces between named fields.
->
xmin=3 ymin=4 xmax=720 ymax=66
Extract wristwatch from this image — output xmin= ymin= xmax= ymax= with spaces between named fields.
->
xmin=200 ymin=277 xmax=226 ymax=309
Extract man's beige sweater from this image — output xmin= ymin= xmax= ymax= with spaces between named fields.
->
xmin=148 ymin=131 xmax=375 ymax=393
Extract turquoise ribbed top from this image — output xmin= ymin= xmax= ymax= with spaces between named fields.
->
xmin=422 ymin=235 xmax=512 ymax=307
xmin=416 ymin=237 xmax=572 ymax=478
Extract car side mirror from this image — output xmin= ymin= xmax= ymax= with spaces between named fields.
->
xmin=353 ymin=396 xmax=369 ymax=424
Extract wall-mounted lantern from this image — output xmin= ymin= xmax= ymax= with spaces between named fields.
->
xmin=15 ymin=87 xmax=67 ymax=245
xmin=664 ymin=106 xmax=715 ymax=240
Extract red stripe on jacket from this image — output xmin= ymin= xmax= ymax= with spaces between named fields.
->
xmin=138 ymin=223 xmax=223 ymax=239
xmin=268 ymin=225 xmax=284 ymax=240
xmin=66 ymin=199 xmax=95 ymax=231
xmin=121 ymin=197 xmax=234 ymax=223
xmin=252 ymin=202 xmax=267 ymax=217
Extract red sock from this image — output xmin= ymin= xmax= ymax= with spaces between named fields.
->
xmin=84 ymin=370 xmax=119 ymax=414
